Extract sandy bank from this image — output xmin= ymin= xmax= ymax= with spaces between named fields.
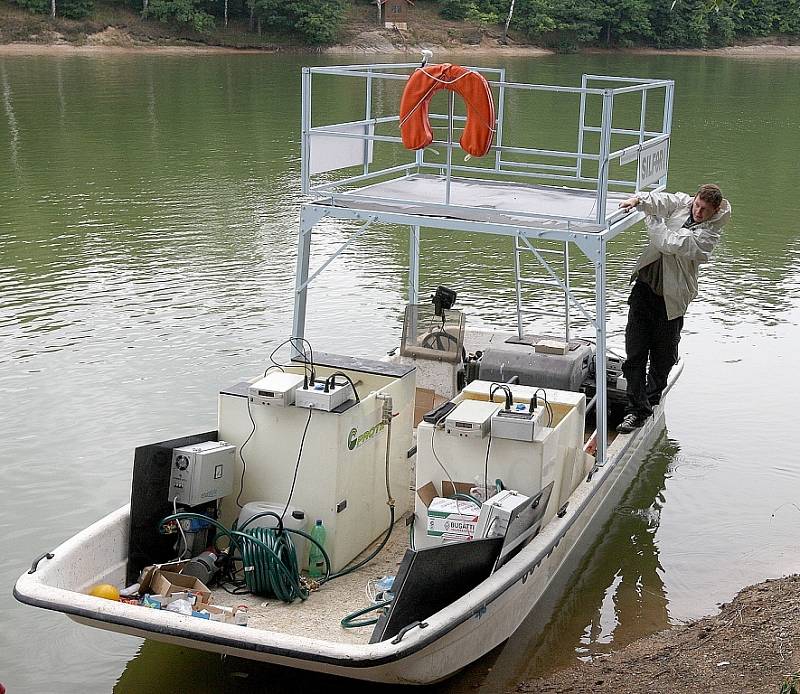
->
xmin=517 ymin=573 xmax=800 ymax=693
xmin=3 ymin=38 xmax=800 ymax=58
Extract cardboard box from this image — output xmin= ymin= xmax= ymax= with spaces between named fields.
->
xmin=535 ymin=339 xmax=568 ymax=355
xmin=414 ymin=388 xmax=447 ymax=427
xmin=150 ymin=570 xmax=212 ymax=605
xmin=193 ymin=603 xmax=235 ymax=623
xmin=417 ymin=480 xmax=481 ymax=541
xmin=137 ymin=560 xmax=187 ymax=595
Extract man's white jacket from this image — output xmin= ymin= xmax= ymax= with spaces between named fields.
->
xmin=632 ymin=191 xmax=731 ymax=320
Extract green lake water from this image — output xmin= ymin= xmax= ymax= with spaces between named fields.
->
xmin=1 ymin=51 xmax=799 ymax=693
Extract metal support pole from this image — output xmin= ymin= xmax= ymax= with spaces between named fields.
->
xmin=495 ymin=68 xmax=506 ymax=173
xmin=292 ymin=213 xmax=314 ymax=344
xmin=576 ymin=75 xmax=588 ymax=180
xmin=596 ymin=90 xmax=614 ymax=225
xmin=594 ymin=239 xmax=608 ymax=466
xmin=445 ymin=90 xmax=455 ymax=205
xmin=301 ymin=68 xmax=312 ymax=195
xmin=563 ymin=241 xmax=571 ymax=343
xmin=364 ymin=69 xmax=373 ymax=176
xmin=639 ymin=88 xmax=648 ymax=147
xmin=409 ymin=225 xmax=420 ymax=304
xmin=661 ymin=82 xmax=674 ymax=189
xmin=513 ymin=235 xmax=523 ymax=340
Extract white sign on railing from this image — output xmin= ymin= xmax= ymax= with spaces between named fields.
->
xmin=309 ymin=123 xmax=374 ymax=175
xmin=636 ymin=137 xmax=669 ymax=189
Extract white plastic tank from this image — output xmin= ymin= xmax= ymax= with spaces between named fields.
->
xmin=237 ymin=502 xmax=308 ymax=568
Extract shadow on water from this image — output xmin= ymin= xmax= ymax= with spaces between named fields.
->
xmin=113 ymin=433 xmax=679 ymax=694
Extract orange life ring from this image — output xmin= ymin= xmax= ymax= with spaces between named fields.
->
xmin=399 ymin=63 xmax=496 ymax=158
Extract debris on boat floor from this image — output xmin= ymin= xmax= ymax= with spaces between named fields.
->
xmin=516 ymin=574 xmax=800 ymax=694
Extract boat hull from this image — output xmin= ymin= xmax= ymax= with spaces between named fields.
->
xmin=14 ymin=370 xmax=677 ymax=685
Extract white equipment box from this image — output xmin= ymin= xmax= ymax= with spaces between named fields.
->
xmin=170 ymin=440 xmax=236 ymax=506
xmin=248 ymin=372 xmax=305 ymax=407
xmin=490 ymin=403 xmax=545 ymax=442
xmin=475 ymin=489 xmax=531 ymax=539
xmin=294 ymin=378 xmax=353 ymax=412
xmin=218 ymin=362 xmax=416 ymax=573
xmin=444 ymin=400 xmax=499 ymax=438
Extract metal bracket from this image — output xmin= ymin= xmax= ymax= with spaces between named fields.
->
xmin=299 ymin=205 xmax=329 ymax=232
xmin=391 ymin=620 xmax=429 ymax=644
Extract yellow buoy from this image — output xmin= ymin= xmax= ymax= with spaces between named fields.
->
xmin=88 ymin=583 xmax=120 ymax=601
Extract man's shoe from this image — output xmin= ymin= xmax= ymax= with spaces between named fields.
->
xmin=616 ymin=413 xmax=647 ymax=434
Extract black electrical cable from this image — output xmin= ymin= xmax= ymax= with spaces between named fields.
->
xmin=268 ymin=336 xmax=316 ymax=383
xmin=235 ymin=396 xmax=257 ymax=508
xmin=489 ymin=382 xmax=513 ymax=409
xmin=325 ymin=371 xmax=361 ymax=403
xmin=534 ymin=388 xmax=554 ymax=425
xmin=483 ymin=432 xmax=493 ymax=502
xmin=281 ymin=407 xmax=313 ymax=520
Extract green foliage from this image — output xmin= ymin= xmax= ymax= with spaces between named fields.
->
xmin=147 ymin=0 xmax=215 ymax=31
xmin=250 ymin=0 xmax=345 ymax=43
xmin=11 ymin=0 xmax=50 ymax=14
xmin=439 ymin=0 xmax=474 ymax=20
xmin=10 ymin=0 xmax=93 ymax=18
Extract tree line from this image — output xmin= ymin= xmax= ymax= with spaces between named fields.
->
xmin=7 ymin=0 xmax=800 ymax=47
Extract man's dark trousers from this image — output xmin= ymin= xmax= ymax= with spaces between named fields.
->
xmin=622 ymin=280 xmax=684 ymax=418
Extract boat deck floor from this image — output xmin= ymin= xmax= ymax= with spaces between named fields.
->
xmin=208 ymin=516 xmax=412 ymax=644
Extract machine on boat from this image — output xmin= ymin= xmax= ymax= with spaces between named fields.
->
xmin=15 ymin=61 xmax=677 ymax=684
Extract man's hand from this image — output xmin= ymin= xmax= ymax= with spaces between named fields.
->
xmin=619 ymin=196 xmax=641 ymax=212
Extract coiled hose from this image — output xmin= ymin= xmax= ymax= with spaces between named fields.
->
xmin=159 ymin=511 xmax=332 ymax=604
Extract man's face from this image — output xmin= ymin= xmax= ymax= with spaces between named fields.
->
xmin=692 ymin=195 xmax=719 ymax=222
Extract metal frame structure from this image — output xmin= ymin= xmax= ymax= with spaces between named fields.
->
xmin=291 ymin=62 xmax=674 ymax=467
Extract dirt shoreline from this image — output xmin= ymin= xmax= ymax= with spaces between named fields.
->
xmin=3 ymin=38 xmax=800 ymax=58
xmin=517 ymin=573 xmax=800 ymax=693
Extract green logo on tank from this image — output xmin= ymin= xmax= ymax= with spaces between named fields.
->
xmin=347 ymin=421 xmax=385 ymax=450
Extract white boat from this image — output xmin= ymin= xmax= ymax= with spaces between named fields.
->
xmin=15 ymin=62 xmax=679 ymax=685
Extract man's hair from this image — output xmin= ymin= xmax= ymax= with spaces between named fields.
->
xmin=696 ymin=183 xmax=723 ymax=210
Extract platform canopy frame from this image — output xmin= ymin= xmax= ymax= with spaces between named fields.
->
xmin=291 ymin=62 xmax=675 ymax=466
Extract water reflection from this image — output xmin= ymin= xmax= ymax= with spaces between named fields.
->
xmin=469 ymin=433 xmax=677 ymax=688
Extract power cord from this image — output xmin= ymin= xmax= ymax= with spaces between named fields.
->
xmin=281 ymin=407 xmax=313 ymax=519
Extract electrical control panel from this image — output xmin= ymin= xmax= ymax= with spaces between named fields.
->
xmin=294 ymin=378 xmax=353 ymax=412
xmin=248 ymin=372 xmax=305 ymax=407
xmin=474 ymin=489 xmax=531 ymax=539
xmin=444 ymin=400 xmax=499 ymax=438
xmin=170 ymin=440 xmax=236 ymax=506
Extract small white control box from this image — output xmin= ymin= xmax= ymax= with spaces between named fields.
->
xmin=444 ymin=400 xmax=500 ymax=438
xmin=294 ymin=378 xmax=354 ymax=412
xmin=474 ymin=489 xmax=531 ymax=539
xmin=170 ymin=440 xmax=236 ymax=506
xmin=490 ymin=404 xmax=541 ymax=442
xmin=248 ymin=372 xmax=305 ymax=407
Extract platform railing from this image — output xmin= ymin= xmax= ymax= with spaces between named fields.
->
xmin=302 ymin=63 xmax=673 ymax=231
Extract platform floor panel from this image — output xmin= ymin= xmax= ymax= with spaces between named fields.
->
xmin=327 ymin=174 xmax=631 ymax=233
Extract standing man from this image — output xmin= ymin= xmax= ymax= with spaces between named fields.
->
xmin=616 ymin=184 xmax=731 ymax=434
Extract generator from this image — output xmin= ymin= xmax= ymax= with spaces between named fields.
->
xmin=478 ymin=337 xmax=593 ymax=392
